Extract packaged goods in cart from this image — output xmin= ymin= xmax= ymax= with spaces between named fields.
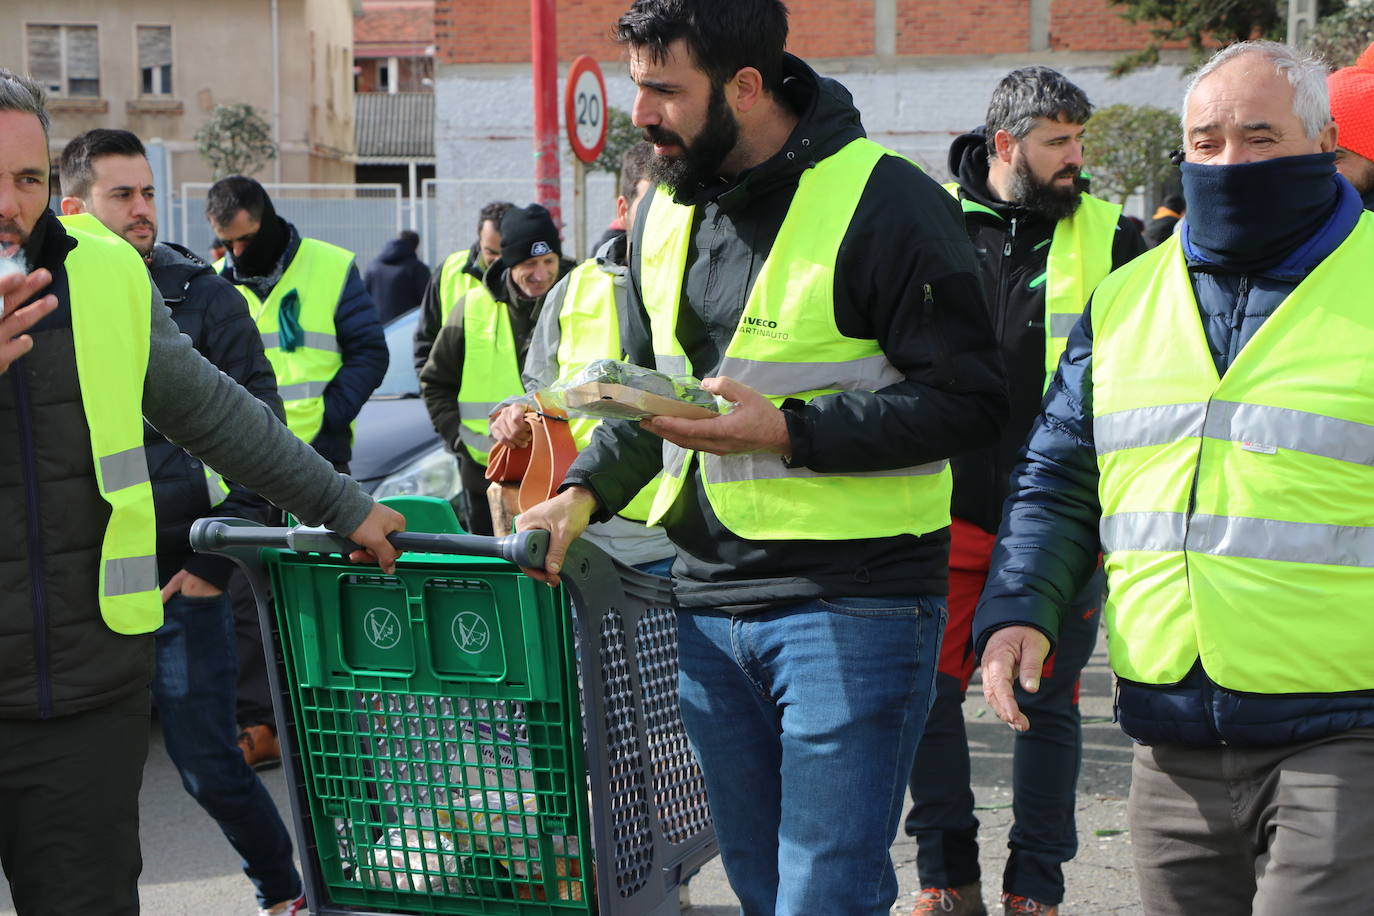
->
xmin=541 ymin=358 xmax=721 ymax=421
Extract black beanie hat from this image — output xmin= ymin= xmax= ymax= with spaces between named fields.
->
xmin=499 ymin=203 xmax=561 ymax=267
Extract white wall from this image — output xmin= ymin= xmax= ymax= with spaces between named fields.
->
xmin=432 ymin=54 xmax=1189 ymax=260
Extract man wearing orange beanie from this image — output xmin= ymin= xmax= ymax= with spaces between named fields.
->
xmin=1329 ymin=41 xmax=1374 ymax=209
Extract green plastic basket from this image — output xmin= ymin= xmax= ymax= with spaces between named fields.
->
xmin=264 ymin=501 xmax=593 ymax=914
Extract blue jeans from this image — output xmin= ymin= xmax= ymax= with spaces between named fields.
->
xmin=152 ymin=592 xmax=301 ymax=908
xmin=675 ymin=595 xmax=946 ymax=916
xmin=905 ymin=569 xmax=1103 ymax=904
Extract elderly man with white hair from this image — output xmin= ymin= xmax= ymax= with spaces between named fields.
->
xmin=971 ymin=40 xmax=1374 ymax=914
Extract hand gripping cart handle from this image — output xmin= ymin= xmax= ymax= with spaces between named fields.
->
xmin=190 ymin=514 xmax=716 ymax=916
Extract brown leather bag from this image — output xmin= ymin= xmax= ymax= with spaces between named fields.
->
xmin=518 ymin=408 xmax=580 ymax=512
xmin=483 ymin=436 xmax=531 ymax=483
xmin=482 ymin=400 xmax=580 ymax=510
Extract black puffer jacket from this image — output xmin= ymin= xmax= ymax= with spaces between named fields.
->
xmin=945 ymin=131 xmax=1147 ymax=534
xmin=146 ymin=242 xmax=284 ymax=590
xmin=565 ymin=56 xmax=1008 ymax=612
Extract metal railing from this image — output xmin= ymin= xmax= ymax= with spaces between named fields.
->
xmin=176 ymin=182 xmax=405 ymax=270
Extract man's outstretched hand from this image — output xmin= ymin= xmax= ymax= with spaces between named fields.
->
xmin=981 ymin=625 xmax=1052 ymax=732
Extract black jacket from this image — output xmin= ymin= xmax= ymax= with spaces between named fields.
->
xmin=413 ymin=243 xmax=482 ymax=373
xmin=364 ymin=236 xmax=431 ymax=324
xmin=146 ymin=242 xmax=284 ymax=590
xmin=219 ymin=221 xmax=389 ymax=464
xmin=565 ymin=56 xmax=1008 ymax=612
xmin=945 ymin=132 xmax=1147 ymax=534
xmin=972 ymin=176 xmax=1374 ymax=747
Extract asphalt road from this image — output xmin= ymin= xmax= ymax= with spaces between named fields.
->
xmin=0 ymin=633 xmax=1137 ymax=916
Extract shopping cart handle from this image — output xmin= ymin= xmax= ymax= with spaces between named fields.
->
xmin=190 ymin=519 xmax=550 ymax=569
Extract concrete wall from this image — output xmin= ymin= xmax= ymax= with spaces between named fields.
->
xmin=431 ymin=51 xmax=1187 ymax=262
xmin=3 ymin=0 xmax=356 ymax=196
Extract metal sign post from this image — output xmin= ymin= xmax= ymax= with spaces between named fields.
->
xmin=531 ymin=0 xmax=561 ymax=224
xmin=565 ymin=55 xmax=608 ymax=261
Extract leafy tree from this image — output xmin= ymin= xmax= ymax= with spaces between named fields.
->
xmin=195 ymin=104 xmax=277 ymax=179
xmin=1108 ymin=0 xmax=1346 ymax=75
xmin=591 ymin=105 xmax=642 ymax=185
xmin=1310 ymin=2 xmax=1374 ymax=67
xmin=1085 ymin=104 xmax=1181 ymax=205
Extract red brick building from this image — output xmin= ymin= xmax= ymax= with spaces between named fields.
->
xmin=428 ymin=0 xmax=1189 ymax=260
xmin=433 ymin=0 xmax=1170 ymax=64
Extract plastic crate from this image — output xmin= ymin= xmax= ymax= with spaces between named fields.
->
xmin=191 ymin=497 xmax=716 ymax=916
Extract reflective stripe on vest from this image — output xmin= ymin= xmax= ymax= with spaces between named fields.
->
xmin=59 ymin=213 xmax=162 ymax=634
xmin=639 ymin=138 xmax=952 ymax=540
xmin=1090 ymin=216 xmax=1374 ymax=694
xmin=457 ymin=285 xmax=524 ymax=465
xmin=204 ymin=466 xmax=230 ymax=507
xmin=944 ymin=183 xmax=1120 ymax=389
xmin=227 ymin=239 xmax=352 ymax=444
xmin=553 ymin=258 xmax=661 ymax=522
xmin=439 ymin=249 xmax=483 ymax=325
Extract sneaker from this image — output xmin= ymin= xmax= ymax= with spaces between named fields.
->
xmin=1000 ymin=893 xmax=1058 ymax=915
xmin=258 ymin=894 xmax=305 ymax=915
xmin=911 ymin=882 xmax=987 ymax=915
xmin=238 ymin=723 xmax=282 ymax=771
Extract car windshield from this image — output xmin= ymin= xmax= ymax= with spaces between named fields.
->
xmin=371 ymin=308 xmax=421 ymax=398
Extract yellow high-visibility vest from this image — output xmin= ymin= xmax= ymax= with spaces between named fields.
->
xmin=60 ymin=212 xmax=162 ymax=634
xmin=224 ymin=239 xmax=353 ymax=444
xmin=439 ymin=248 xmax=483 ymax=325
xmin=1091 ymin=218 xmax=1374 ymax=694
xmin=944 ymin=182 xmax=1120 ymax=387
xmin=552 ymin=258 xmax=660 ymax=522
xmin=456 ymin=284 xmax=523 ymax=465
xmin=639 ymin=138 xmax=952 ymax=540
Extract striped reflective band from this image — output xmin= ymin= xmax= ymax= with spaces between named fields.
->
xmin=706 ymin=453 xmax=948 ymax=484
xmin=1049 ymin=313 xmax=1081 ymax=337
xmin=261 ymin=330 xmax=339 ymax=353
xmin=1095 ymin=400 xmax=1374 ymax=467
xmin=277 ymin=380 xmax=331 ymax=401
xmin=654 ymin=353 xmax=906 ymax=394
xmin=655 ymin=354 xmax=689 ymax=377
xmin=1094 ymin=403 xmax=1205 ymax=453
xmin=459 ymin=426 xmax=494 ymax=451
xmin=716 ymin=354 xmax=905 ymax=394
xmin=104 ymin=555 xmax=159 ymax=596
xmin=1101 ymin=511 xmax=1374 ymax=568
xmin=458 ymin=400 xmax=505 ymax=416
xmin=99 ymin=446 xmax=151 ymax=492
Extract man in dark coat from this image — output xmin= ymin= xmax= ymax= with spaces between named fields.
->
xmin=364 ymin=229 xmax=430 ymax=323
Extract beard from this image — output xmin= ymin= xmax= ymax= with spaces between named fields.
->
xmin=1011 ymin=156 xmax=1084 ymax=221
xmin=123 ymin=219 xmax=157 ymax=258
xmin=643 ymin=83 xmax=740 ymax=199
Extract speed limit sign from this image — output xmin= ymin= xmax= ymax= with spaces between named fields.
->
xmin=565 ymin=55 xmax=608 ymax=163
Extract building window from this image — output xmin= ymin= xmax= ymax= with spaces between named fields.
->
xmin=26 ymin=24 xmax=101 ymax=98
xmin=137 ymin=25 xmax=172 ymax=95
xmin=377 ymin=61 xmax=391 ymax=93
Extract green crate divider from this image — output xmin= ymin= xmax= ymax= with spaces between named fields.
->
xmin=265 ymin=498 xmax=594 ymax=914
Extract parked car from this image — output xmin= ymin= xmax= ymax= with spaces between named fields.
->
xmin=350 ymin=308 xmax=464 ymax=510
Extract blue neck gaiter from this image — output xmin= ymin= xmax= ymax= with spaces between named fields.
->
xmin=1181 ymin=152 xmax=1340 ymax=273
